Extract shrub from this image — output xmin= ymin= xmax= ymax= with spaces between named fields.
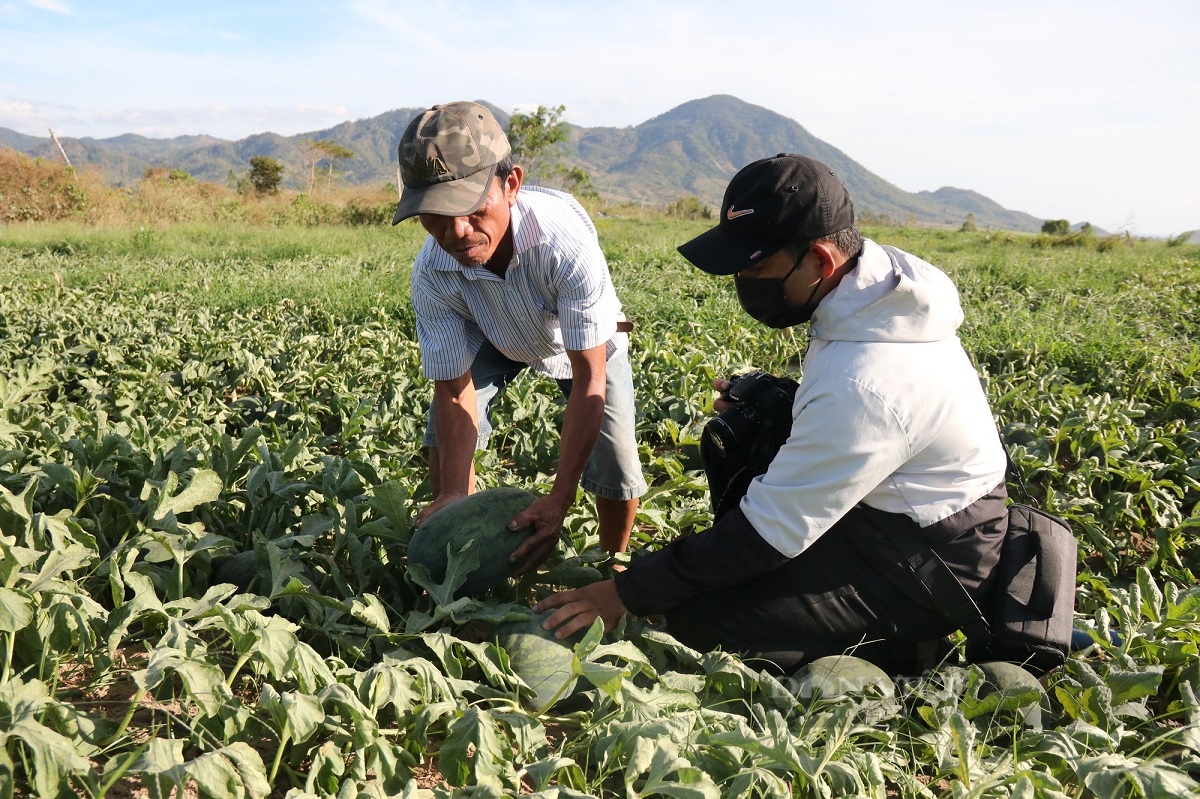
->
xmin=1041 ymin=219 xmax=1070 ymax=235
xmin=0 ymin=149 xmax=98 ymax=222
xmin=665 ymin=195 xmax=712 ymax=221
xmin=279 ymin=194 xmax=339 ymax=226
xmin=341 ymin=198 xmax=395 ymax=226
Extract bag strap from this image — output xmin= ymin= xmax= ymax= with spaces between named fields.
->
xmin=1001 ymin=436 xmax=1036 ymax=507
xmin=887 ymin=523 xmax=992 ymax=642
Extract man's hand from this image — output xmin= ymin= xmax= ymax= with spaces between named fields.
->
xmin=414 ymin=489 xmax=468 ymax=527
xmin=712 ymin=377 xmax=737 ymax=414
xmin=506 ymin=493 xmax=571 ymax=575
xmin=534 ymin=580 xmax=628 ymax=639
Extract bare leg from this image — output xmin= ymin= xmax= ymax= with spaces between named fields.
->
xmin=596 ymin=496 xmax=638 ymax=554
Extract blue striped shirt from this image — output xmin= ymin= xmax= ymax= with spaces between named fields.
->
xmin=411 ymin=186 xmax=627 ymax=380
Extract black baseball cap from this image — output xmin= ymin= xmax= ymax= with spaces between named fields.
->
xmin=678 ymin=154 xmax=855 ymax=275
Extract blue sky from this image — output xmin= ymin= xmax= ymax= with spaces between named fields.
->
xmin=2 ymin=0 xmax=1197 ymax=235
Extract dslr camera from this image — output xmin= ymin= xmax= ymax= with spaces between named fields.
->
xmin=701 ymin=370 xmax=800 ymax=518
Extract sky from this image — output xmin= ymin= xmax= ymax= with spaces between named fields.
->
xmin=2 ymin=0 xmax=1197 ymax=236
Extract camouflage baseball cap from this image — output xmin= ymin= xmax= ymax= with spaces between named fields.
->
xmin=391 ymin=101 xmax=512 ymax=224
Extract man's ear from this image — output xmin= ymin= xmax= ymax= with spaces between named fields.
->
xmin=503 ymin=165 xmax=524 ymax=206
xmin=810 ymin=242 xmax=840 ymax=278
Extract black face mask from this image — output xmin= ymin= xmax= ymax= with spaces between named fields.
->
xmin=734 ymin=255 xmax=824 ymax=329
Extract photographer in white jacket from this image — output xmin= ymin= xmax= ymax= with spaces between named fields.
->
xmin=538 ymin=154 xmax=1008 ymax=673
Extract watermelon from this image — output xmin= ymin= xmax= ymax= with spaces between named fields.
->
xmin=495 ymin=610 xmax=585 ymax=713
xmin=213 ymin=550 xmax=263 ymax=593
xmin=788 ymin=655 xmax=901 ymax=725
xmin=789 ymin=655 xmax=897 ymax=701
xmin=407 ymin=487 xmax=539 ymax=598
xmin=975 ymin=660 xmax=1047 ymax=728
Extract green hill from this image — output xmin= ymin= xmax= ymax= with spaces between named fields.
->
xmin=1 ymin=96 xmax=1042 ymax=231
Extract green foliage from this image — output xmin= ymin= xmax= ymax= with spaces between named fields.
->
xmin=1042 ymin=218 xmax=1071 ymax=235
xmin=507 ymin=104 xmax=568 ymax=181
xmin=506 ymin=104 xmax=597 ymax=198
xmin=666 ymin=195 xmax=713 ymax=221
xmin=247 ymin=156 xmax=284 ymax=195
xmin=960 ymin=212 xmax=978 ymax=232
xmin=1 ymin=221 xmax=1199 ymax=796
xmin=339 ymin=197 xmax=395 ymax=226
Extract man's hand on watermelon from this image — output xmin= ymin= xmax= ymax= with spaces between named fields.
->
xmin=414 ymin=488 xmax=468 ymax=527
xmin=535 ymin=580 xmax=627 ymax=639
xmin=507 ymin=493 xmax=571 ymax=575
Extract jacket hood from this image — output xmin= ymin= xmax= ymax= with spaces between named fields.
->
xmin=809 ymin=240 xmax=964 ymax=343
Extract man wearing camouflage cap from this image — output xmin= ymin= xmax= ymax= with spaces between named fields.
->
xmin=394 ymin=101 xmax=646 ymax=574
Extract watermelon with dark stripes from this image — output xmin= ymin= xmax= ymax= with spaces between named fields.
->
xmin=496 ymin=610 xmax=585 ymax=713
xmin=407 ymin=487 xmax=539 ymax=597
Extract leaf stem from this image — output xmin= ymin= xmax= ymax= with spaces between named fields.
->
xmin=103 ymin=689 xmax=144 ymax=747
xmin=267 ymin=729 xmax=291 ymax=785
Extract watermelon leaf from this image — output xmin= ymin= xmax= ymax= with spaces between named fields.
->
xmin=406 ymin=539 xmax=479 ymax=606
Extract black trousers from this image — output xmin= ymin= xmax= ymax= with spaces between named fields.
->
xmin=663 ymin=491 xmax=1007 ymax=675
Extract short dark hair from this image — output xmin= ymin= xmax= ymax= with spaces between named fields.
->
xmin=784 ymin=225 xmax=864 ymax=261
xmin=494 ymin=153 xmax=516 ymax=182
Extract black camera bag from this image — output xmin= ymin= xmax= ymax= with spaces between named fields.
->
xmin=964 ymin=500 xmax=1077 ymax=672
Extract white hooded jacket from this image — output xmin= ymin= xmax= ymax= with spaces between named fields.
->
xmin=741 ymin=239 xmax=1008 ymax=558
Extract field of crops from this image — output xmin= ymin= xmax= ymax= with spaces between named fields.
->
xmin=2 ymin=220 xmax=1199 ymax=798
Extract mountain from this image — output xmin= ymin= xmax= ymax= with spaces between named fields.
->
xmin=0 ymin=96 xmax=1043 ymax=231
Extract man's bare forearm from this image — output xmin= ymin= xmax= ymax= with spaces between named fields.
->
xmin=432 ymin=374 xmax=478 ymax=496
xmin=551 ymin=346 xmax=607 ymax=500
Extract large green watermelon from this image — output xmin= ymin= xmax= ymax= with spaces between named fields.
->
xmin=788 ymin=655 xmax=901 ymax=725
xmin=975 ymin=660 xmax=1048 ymax=729
xmin=407 ymin=487 xmax=539 ymax=598
xmin=789 ymin=655 xmax=897 ymax=701
xmin=495 ymin=610 xmax=585 ymax=713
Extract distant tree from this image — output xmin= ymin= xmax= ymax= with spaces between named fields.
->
xmin=1079 ymin=221 xmax=1093 ymax=236
xmin=508 ymin=104 xmax=568 ymax=184
xmin=299 ymin=139 xmax=354 ymax=195
xmin=507 ymin=104 xmax=596 ymax=197
xmin=1041 ymin=219 xmax=1070 ymax=235
xmin=960 ymin=213 xmax=978 ymax=232
xmin=666 ymin=195 xmax=713 ymax=221
xmin=248 ymin=156 xmax=284 ymax=195
xmin=560 ymin=165 xmax=599 ymax=201
xmin=228 ymin=168 xmax=250 ymax=194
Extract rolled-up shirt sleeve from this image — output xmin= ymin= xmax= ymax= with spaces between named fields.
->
xmin=549 ymin=242 xmax=619 ymax=353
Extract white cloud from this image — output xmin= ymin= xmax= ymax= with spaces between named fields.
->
xmin=2 ymin=0 xmax=1196 ymax=233
xmin=90 ymin=103 xmax=354 ymax=138
xmin=26 ymin=0 xmax=70 ymax=14
xmin=0 ymin=99 xmax=86 ymax=132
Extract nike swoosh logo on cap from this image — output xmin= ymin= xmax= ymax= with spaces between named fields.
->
xmin=726 ymin=206 xmax=754 ymax=220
